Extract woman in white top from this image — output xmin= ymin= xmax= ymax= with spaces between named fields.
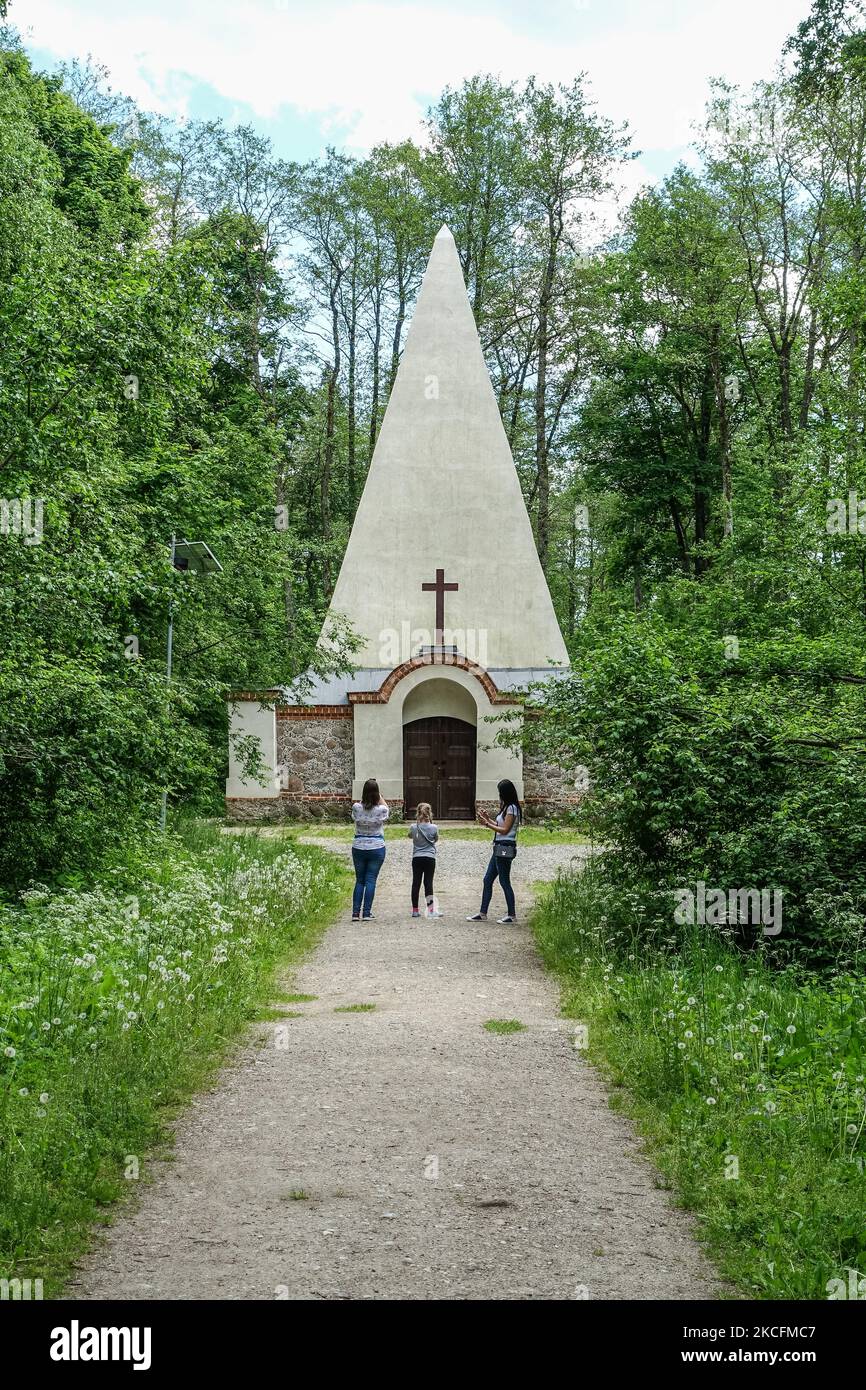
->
xmin=467 ymin=778 xmax=521 ymax=924
xmin=351 ymin=778 xmax=389 ymax=921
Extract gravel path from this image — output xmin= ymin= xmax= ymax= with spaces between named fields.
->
xmin=66 ymin=835 xmax=718 ymax=1301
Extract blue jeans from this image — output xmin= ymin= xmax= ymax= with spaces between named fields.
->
xmin=352 ymin=845 xmax=386 ymax=917
xmin=480 ymin=851 xmax=516 ymax=916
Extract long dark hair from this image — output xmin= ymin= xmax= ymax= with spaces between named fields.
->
xmin=361 ymin=778 xmax=380 ymax=810
xmin=498 ymin=779 xmax=522 ymax=821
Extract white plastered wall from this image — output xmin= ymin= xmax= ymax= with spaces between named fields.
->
xmin=225 ymin=700 xmax=280 ymax=798
xmin=321 ymin=228 xmax=569 ymax=672
xmin=351 ymin=666 xmax=522 ymax=804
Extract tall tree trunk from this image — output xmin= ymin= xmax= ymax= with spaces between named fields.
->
xmin=670 ymin=499 xmax=690 ymax=573
xmin=389 ymin=254 xmax=408 ymax=391
xmin=275 ymin=467 xmax=295 ymax=648
xmin=799 ymin=301 xmax=819 ymax=431
xmin=323 ymin=280 xmax=342 ymax=596
xmin=779 ymin=338 xmax=793 ymax=440
xmin=369 ymin=282 xmax=382 ymax=462
xmin=568 ymin=512 xmax=577 ymax=637
xmin=507 ymin=354 xmax=531 ymax=449
xmin=846 ymin=236 xmax=864 ymax=481
xmin=711 ymin=332 xmax=733 ymax=538
xmin=693 ymin=373 xmax=713 ymax=575
xmin=346 ymin=260 xmax=358 ymax=506
xmin=534 ymin=221 xmax=557 ymax=572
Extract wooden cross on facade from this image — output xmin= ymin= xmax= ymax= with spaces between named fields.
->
xmin=422 ymin=567 xmax=458 ymax=647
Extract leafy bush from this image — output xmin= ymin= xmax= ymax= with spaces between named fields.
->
xmin=535 ymin=861 xmax=866 ymax=1299
xmin=532 ymin=615 xmax=866 ymax=969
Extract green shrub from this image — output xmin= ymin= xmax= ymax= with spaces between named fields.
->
xmin=531 ymin=616 xmax=866 ymax=969
xmin=535 ymin=861 xmax=866 ymax=1298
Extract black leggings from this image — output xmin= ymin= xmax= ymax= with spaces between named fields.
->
xmin=411 ymin=857 xmax=436 ymax=909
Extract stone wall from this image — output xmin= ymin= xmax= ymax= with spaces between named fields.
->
xmin=276 ymin=709 xmax=354 ymax=798
xmin=225 ymin=793 xmax=353 ymax=824
xmin=225 ymin=792 xmax=406 ymax=824
xmin=521 ymin=741 xmax=583 ymax=820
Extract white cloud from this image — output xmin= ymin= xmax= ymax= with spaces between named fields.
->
xmin=20 ymin=0 xmax=810 ymax=157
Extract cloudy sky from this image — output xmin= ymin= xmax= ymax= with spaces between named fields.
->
xmin=17 ymin=0 xmax=811 ymax=187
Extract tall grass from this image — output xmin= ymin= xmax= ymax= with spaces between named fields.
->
xmin=298 ymin=822 xmax=587 ymax=845
xmin=533 ymin=858 xmax=866 ymax=1299
xmin=0 ymin=821 xmax=348 ymax=1291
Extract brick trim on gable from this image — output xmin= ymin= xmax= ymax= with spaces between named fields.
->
xmin=348 ymin=653 xmax=516 ymax=705
xmin=276 ymin=706 xmax=353 ymax=719
xmin=225 ymin=689 xmax=282 ymax=703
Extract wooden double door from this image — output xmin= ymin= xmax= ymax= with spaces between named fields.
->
xmin=403 ymin=716 xmax=476 ymax=821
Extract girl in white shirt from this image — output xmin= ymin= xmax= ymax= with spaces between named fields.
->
xmin=351 ymin=778 xmax=389 ymax=921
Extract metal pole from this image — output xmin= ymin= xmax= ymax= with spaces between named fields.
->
xmin=160 ymin=534 xmax=176 ymax=832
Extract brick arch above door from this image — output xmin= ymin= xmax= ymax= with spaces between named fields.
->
xmin=348 ymin=654 xmax=508 ymax=705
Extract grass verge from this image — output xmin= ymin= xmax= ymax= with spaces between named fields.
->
xmin=532 ymin=859 xmax=866 ymax=1300
xmin=283 ymin=822 xmax=588 ymax=846
xmin=0 ymin=819 xmax=349 ymax=1294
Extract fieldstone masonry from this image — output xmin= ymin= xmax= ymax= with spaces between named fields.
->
xmin=277 ymin=710 xmax=354 ymax=797
xmin=522 ymin=743 xmax=583 ymax=818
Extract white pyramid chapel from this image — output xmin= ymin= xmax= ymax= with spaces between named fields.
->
xmin=226 ymin=226 xmax=576 ymax=821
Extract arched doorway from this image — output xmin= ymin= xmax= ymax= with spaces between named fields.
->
xmin=403 ymin=717 xmax=476 ymax=820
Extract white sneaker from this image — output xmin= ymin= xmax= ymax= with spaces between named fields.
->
xmin=496 ymin=915 xmax=517 ymax=924
xmin=426 ymin=910 xmax=444 ymax=918
xmin=466 ymin=913 xmax=487 ymax=921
